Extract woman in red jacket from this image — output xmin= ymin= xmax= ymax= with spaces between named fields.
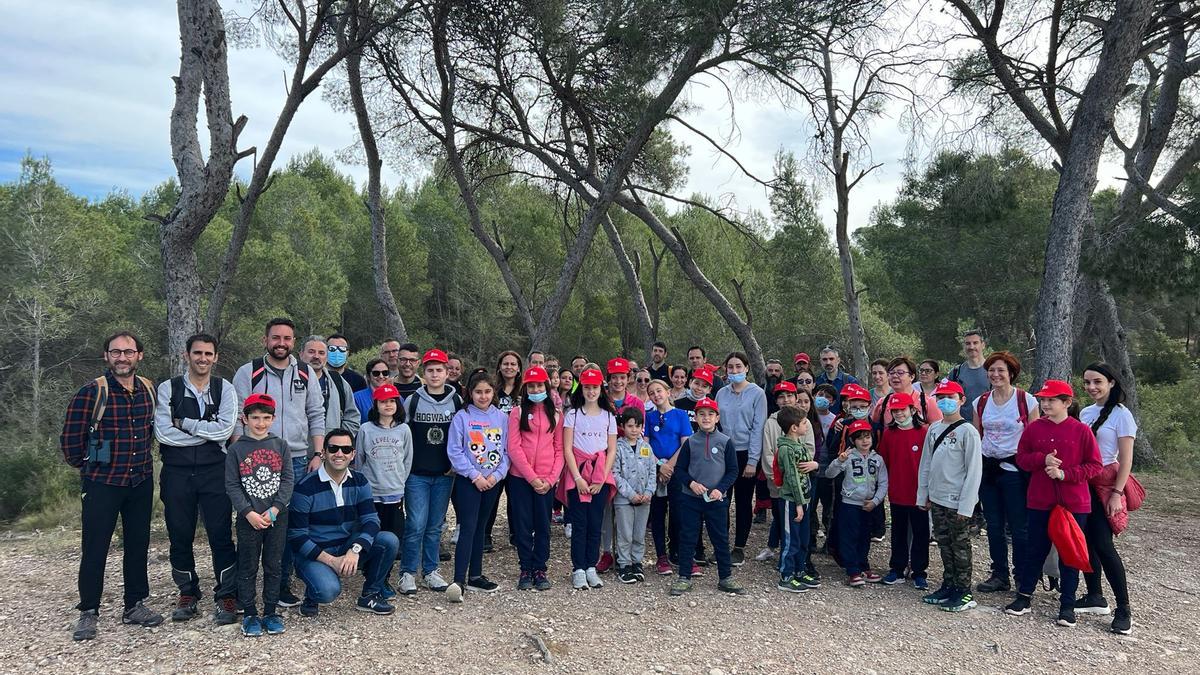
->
xmin=1004 ymin=380 xmax=1102 ymax=628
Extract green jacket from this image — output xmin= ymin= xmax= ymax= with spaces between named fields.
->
xmin=777 ymin=435 xmax=814 ymax=504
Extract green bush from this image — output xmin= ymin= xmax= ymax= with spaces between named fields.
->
xmin=1135 ymin=330 xmax=1190 ymax=385
xmin=0 ymin=436 xmax=79 ymax=527
xmin=1138 ymin=370 xmax=1200 ymax=476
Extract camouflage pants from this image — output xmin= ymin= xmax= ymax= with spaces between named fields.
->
xmin=931 ymin=503 xmax=973 ymax=589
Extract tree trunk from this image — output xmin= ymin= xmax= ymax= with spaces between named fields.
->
xmin=30 ymin=308 xmax=42 ymax=434
xmin=160 ymin=230 xmax=205 ymax=366
xmin=834 ymin=153 xmax=869 ymax=381
xmin=601 ymin=215 xmax=655 ymax=361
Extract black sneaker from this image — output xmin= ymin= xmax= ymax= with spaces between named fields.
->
xmin=922 ymin=584 xmax=955 ymax=605
xmin=171 ymin=594 xmax=200 ymax=622
xmin=356 ymin=593 xmax=396 ymax=615
xmin=694 ymin=555 xmax=710 ymax=567
xmin=121 ymin=601 xmax=164 ymax=627
xmin=632 ymin=563 xmax=646 ymax=582
xmin=533 ymin=570 xmax=552 ymax=591
xmin=730 ymin=548 xmax=746 ymax=566
xmin=1074 ymin=594 xmax=1111 ymax=615
xmin=213 ymin=597 xmax=239 ymax=625
xmin=277 ymin=587 xmax=302 ymax=608
xmin=1004 ymin=594 xmax=1032 ymax=616
xmin=299 ymin=599 xmax=319 ymax=618
xmin=72 ymin=609 xmax=98 ymax=641
xmin=439 ymin=545 xmax=452 ymax=562
xmin=977 ymin=575 xmax=1010 ymax=593
xmin=753 ymin=511 xmax=767 ymax=524
xmin=517 ymin=571 xmax=534 ymax=591
xmin=467 ymin=575 xmax=500 ymax=593
xmin=617 ymin=566 xmax=638 ymax=584
xmin=1111 ymin=606 xmax=1132 ymax=635
xmin=483 ymin=537 xmax=494 ymax=553
xmin=717 ymin=577 xmax=746 ymax=595
xmin=1056 ymin=606 xmax=1077 ymax=627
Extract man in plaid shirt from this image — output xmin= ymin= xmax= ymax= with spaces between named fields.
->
xmin=60 ymin=331 xmax=164 ymax=641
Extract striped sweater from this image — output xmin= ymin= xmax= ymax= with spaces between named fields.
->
xmin=287 ymin=467 xmax=380 ymax=561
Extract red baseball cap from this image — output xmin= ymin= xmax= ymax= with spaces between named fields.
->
xmin=694 ymin=397 xmax=719 ymax=413
xmin=523 ymin=366 xmax=548 ymax=384
xmin=840 ymin=384 xmax=871 ymax=402
xmin=422 ymin=348 xmax=448 ymax=365
xmin=794 ymin=352 xmax=811 ymax=365
xmin=606 ymin=358 xmax=630 ymax=376
xmin=887 ymin=392 xmax=915 ymax=410
xmin=690 ymin=368 xmax=714 ymax=386
xmin=773 ymin=381 xmax=798 ymax=394
xmin=933 ymin=379 xmax=964 ymax=396
xmin=243 ymin=393 xmax=276 ymax=410
xmin=1034 ymin=379 xmax=1074 ymax=399
xmin=372 ymin=384 xmax=401 ymax=401
xmin=578 ymin=368 xmax=604 ymax=386
xmin=846 ymin=419 xmax=874 ymax=437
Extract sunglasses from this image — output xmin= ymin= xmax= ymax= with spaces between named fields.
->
xmin=326 ymin=444 xmax=355 ymax=455
xmin=370 ymin=370 xmax=391 ymax=377
xmin=636 ymin=378 xmax=650 ymax=384
xmin=328 ymin=345 xmax=348 ymax=353
xmin=796 ymin=378 xmax=814 ymax=385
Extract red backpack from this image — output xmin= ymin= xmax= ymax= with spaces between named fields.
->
xmin=976 ymin=388 xmax=1029 ymax=438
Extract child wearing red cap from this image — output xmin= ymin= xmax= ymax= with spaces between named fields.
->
xmin=353 ymin=384 xmax=413 ymax=598
xmin=875 ymin=392 xmax=931 ymax=589
xmin=507 ymin=367 xmax=563 ymax=591
xmin=825 ymin=419 xmax=888 ymax=586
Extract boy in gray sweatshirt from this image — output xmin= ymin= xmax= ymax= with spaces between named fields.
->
xmin=613 ymin=409 xmax=656 ymax=583
xmin=916 ymin=380 xmax=983 ymax=612
xmin=825 ymin=419 xmax=888 ymax=585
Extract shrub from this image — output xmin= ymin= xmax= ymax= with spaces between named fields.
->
xmin=1135 ymin=330 xmax=1190 ymax=385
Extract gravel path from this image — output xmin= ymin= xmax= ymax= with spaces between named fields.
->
xmin=2 ymin=475 xmax=1197 ymax=674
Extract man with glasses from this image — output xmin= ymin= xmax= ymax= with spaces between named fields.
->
xmin=326 ymin=333 xmax=367 ymax=393
xmin=289 ymin=429 xmax=399 ymax=618
xmin=302 ymin=336 xmax=361 ymax=439
xmin=61 ymin=331 xmax=163 ymax=640
xmin=947 ymin=330 xmax=989 ymax=423
xmin=814 ymin=346 xmax=859 ymax=414
xmin=383 ymin=341 xmax=423 ymax=398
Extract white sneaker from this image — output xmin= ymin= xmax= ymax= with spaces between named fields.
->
xmin=564 ymin=524 xmax=572 ymax=538
xmin=398 ymin=572 xmax=417 ymax=595
xmin=451 ymin=524 xmax=460 ymax=544
xmin=424 ymin=570 xmax=449 ymax=592
xmin=585 ymin=567 xmax=604 ymax=588
xmin=754 ymin=547 xmax=776 ymax=562
xmin=446 ymin=582 xmax=463 ymax=603
xmin=571 ymin=569 xmax=588 ymax=589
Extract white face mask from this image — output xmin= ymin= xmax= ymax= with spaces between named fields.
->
xmin=894 ymin=415 xmax=914 ymax=429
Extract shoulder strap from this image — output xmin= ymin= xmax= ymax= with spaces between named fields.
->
xmin=949 ymin=364 xmax=961 ymax=382
xmin=976 ymin=390 xmax=991 ymax=425
xmin=407 ymin=393 xmax=419 ymax=422
xmin=169 ymin=376 xmax=186 ymax=416
xmin=137 ymin=376 xmax=156 ymax=410
xmin=90 ymin=376 xmax=109 ymax=431
xmin=931 ymin=420 xmax=969 ymax=456
xmin=1015 ymin=388 xmax=1029 ymax=425
xmin=918 ymin=392 xmax=929 ymax=420
xmin=210 ymin=377 xmax=222 ymax=411
xmin=250 ymin=357 xmax=266 ymax=391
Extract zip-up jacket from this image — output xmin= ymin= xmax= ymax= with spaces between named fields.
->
xmin=777 ymin=435 xmax=815 ymax=505
xmin=613 ymin=436 xmax=656 ymax=504
xmin=825 ymin=450 xmax=888 ymax=506
xmin=154 ymin=376 xmax=237 ymax=467
xmin=507 ymin=405 xmax=564 ymax=484
xmin=233 ymin=355 xmax=325 ymax=459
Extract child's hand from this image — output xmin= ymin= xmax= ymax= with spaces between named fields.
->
xmin=800 ymin=461 xmax=819 ymax=473
xmin=832 ymin=419 xmax=845 ymax=434
xmin=863 ymin=501 xmax=876 ymax=513
xmin=837 ymin=449 xmax=850 ymax=463
xmin=588 ymin=482 xmax=603 ymax=495
xmin=485 ymin=475 xmax=498 ymax=489
xmin=575 ymin=476 xmax=590 ymax=494
xmin=1044 ymin=465 xmax=1065 ymax=480
xmin=473 ymin=476 xmax=490 ymax=491
xmin=659 ymin=464 xmax=674 ymax=481
xmin=246 ymin=511 xmax=268 ymax=530
xmin=707 ymin=488 xmax=723 ymax=501
xmin=690 ymin=481 xmax=706 ymax=496
xmin=794 ymin=504 xmax=804 ymax=522
xmin=1044 ymin=449 xmax=1061 ymax=468
xmin=919 ymin=500 xmax=931 ymax=511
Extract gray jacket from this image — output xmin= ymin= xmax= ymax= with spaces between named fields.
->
xmin=916 ymin=420 xmax=983 ymax=517
xmin=826 ymin=450 xmax=888 ymax=506
xmin=613 ymin=436 xmax=657 ymax=505
xmin=233 ymin=355 xmax=326 ymax=459
xmin=319 ymin=370 xmax=360 ymax=438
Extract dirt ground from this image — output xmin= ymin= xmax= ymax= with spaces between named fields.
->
xmin=1 ymin=474 xmax=1196 ymax=674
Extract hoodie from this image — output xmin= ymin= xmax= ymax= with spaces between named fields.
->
xmin=825 ymin=449 xmax=888 ymax=507
xmin=405 ymin=385 xmax=463 ymax=476
xmin=875 ymin=424 xmax=929 ymax=506
xmin=762 ymin=411 xmax=815 ymax=499
xmin=353 ymin=421 xmax=413 ymax=502
xmin=916 ymin=420 xmax=983 ymax=517
xmin=776 ymin=434 xmax=815 ymax=505
xmin=233 ymin=355 xmax=326 ymax=460
xmin=447 ymin=404 xmax=510 ymax=481
xmin=507 ymin=404 xmax=564 ymax=484
xmin=715 ymin=382 xmax=767 ymax=469
xmin=613 ymin=436 xmax=656 ymax=505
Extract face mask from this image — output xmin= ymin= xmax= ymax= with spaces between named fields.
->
xmin=850 ymin=408 xmax=869 ymax=420
xmin=728 ymin=372 xmax=747 ymax=384
xmin=326 ymin=350 xmax=347 ymax=368
xmin=937 ymin=398 xmax=958 ymax=414
xmin=814 ymin=396 xmax=831 ymax=410
xmin=895 ymin=416 xmax=914 ymax=429
xmin=526 ymin=391 xmax=548 ymax=403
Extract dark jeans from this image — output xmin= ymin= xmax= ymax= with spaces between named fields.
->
xmin=278 ymin=456 xmax=310 ymax=594
xmin=778 ymin=499 xmax=812 ymax=578
xmin=731 ymin=451 xmax=755 ymax=548
xmin=509 ymin=476 xmax=553 ymax=572
xmin=374 ymin=501 xmax=406 ymax=549
xmin=296 ymin=531 xmax=400 ymax=603
xmin=160 ymin=462 xmax=236 ymax=599
xmin=1021 ymin=508 xmax=1088 ymax=609
xmin=567 ymin=486 xmax=609 ymax=570
xmin=676 ymin=493 xmax=732 ymax=580
xmin=837 ymin=501 xmax=874 ymax=576
xmin=666 ymin=481 xmax=707 ymax=561
xmin=78 ymin=477 xmax=153 ymax=612
xmin=1084 ymin=488 xmax=1130 ymax=606
xmin=650 ymin=493 xmax=670 ymax=557
xmin=979 ymin=468 xmax=1029 ymax=583
xmin=235 ymin=512 xmax=287 ymax=617
xmin=482 ymin=477 xmax=512 ymax=545
xmin=768 ymin=497 xmax=783 ymax=550
xmin=809 ymin=476 xmax=835 ymax=550
xmin=888 ymin=503 xmax=930 ymax=577
xmin=451 ymin=475 xmax=501 ymax=584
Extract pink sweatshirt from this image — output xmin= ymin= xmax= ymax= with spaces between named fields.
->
xmin=507 ymin=405 xmax=564 ymax=484
xmin=555 ymin=446 xmax=616 ymax=505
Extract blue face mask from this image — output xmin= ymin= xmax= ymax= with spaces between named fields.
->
xmin=850 ymin=408 xmax=869 ymax=420
xmin=727 ymin=372 xmax=747 ymax=384
xmin=326 ymin=349 xmax=347 ymax=368
xmin=936 ymin=398 xmax=958 ymax=414
xmin=526 ymin=391 xmax=548 ymax=403
xmin=814 ymin=396 xmax=831 ymax=410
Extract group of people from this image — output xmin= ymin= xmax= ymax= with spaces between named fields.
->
xmin=61 ymin=325 xmax=1138 ymax=642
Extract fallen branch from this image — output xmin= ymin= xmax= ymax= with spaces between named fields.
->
xmin=1159 ymin=582 xmax=1199 ymax=596
xmin=524 ymin=631 xmax=554 ymax=664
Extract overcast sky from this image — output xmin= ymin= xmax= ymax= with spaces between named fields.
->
xmin=0 ymin=1 xmax=1123 ymax=233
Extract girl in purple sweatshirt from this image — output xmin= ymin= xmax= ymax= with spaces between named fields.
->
xmin=444 ymin=371 xmax=510 ymax=602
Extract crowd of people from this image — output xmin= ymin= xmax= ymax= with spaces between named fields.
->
xmin=61 ymin=323 xmax=1139 ymax=642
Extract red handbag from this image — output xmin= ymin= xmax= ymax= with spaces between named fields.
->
xmin=1049 ymin=504 xmax=1092 ymax=573
xmin=1124 ymin=474 xmax=1146 ymax=511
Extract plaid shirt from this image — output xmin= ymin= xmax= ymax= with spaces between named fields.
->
xmin=60 ymin=371 xmax=156 ymax=487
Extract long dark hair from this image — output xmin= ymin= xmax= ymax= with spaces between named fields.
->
xmin=368 ymin=395 xmax=404 ymax=427
xmin=794 ymin=388 xmax=826 ymax=449
xmin=569 ymin=378 xmax=615 ymax=414
xmin=518 ymin=379 xmax=557 ymax=432
xmin=466 ymin=369 xmax=497 ymax=409
xmin=495 ymin=350 xmax=523 ymax=396
xmin=1083 ymin=362 xmax=1125 ymax=432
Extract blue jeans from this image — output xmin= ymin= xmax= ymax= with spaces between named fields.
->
xmin=1020 ymin=508 xmax=1088 ymax=608
xmin=778 ymin=499 xmax=811 ymax=578
xmin=837 ymin=501 xmax=873 ymax=576
xmin=979 ymin=468 xmax=1029 ymax=583
xmin=295 ymin=531 xmax=399 ymax=603
xmin=401 ymin=474 xmax=453 ymax=576
xmin=278 ymin=456 xmax=310 ymax=594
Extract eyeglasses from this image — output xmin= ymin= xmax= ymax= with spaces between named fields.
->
xmin=918 ymin=368 xmax=935 ymax=374
xmin=888 ymin=369 xmax=910 ymax=376
xmin=636 ymin=378 xmax=650 ymax=384
xmin=107 ymin=349 xmax=139 ymax=358
xmin=370 ymin=370 xmax=391 ymax=377
xmin=326 ymin=444 xmax=354 ymax=455
xmin=328 ymin=345 xmax=348 ymax=353
xmin=398 ymin=357 xmax=419 ymax=364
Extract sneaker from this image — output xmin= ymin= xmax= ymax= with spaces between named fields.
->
xmin=171 ymin=594 xmax=200 ymax=622
xmin=467 ymin=575 xmax=500 ymax=593
xmin=596 ymin=552 xmax=615 ymax=574
xmin=1111 ymin=606 xmax=1132 ymax=635
xmin=261 ymin=614 xmax=285 ymax=635
xmin=1074 ymin=593 xmax=1111 ymax=615
xmin=424 ymin=570 xmax=450 ymax=592
xmin=564 ymin=524 xmax=572 ymax=538
xmin=277 ymin=587 xmax=302 ymax=608
xmin=1004 ymin=594 xmax=1032 ymax=616
xmin=72 ymin=609 xmax=98 ymax=641
xmin=776 ymin=575 xmax=794 ymax=592
xmin=617 ymin=566 xmax=638 ymax=584
xmin=300 ymin=599 xmax=319 ymax=618
xmin=863 ymin=571 xmax=882 ymax=583
xmin=669 ymin=577 xmax=693 ymax=596
xmin=632 ymin=563 xmax=646 ymax=582
xmin=241 ymin=616 xmax=263 ymax=637
xmin=213 ymin=597 xmax=239 ymax=625
xmin=121 ymin=601 xmax=164 ymax=627
xmin=517 ymin=571 xmax=534 ymax=591
xmin=356 ymin=593 xmax=395 ymax=615
xmin=804 ymin=565 xmax=821 ymax=581
xmin=380 ymin=579 xmax=397 ymax=600
xmin=753 ymin=510 xmax=767 ymax=524
xmin=848 ymin=574 xmax=866 ymax=587
xmin=533 ymin=570 xmax=552 ymax=591
xmin=694 ymin=554 xmax=711 ymax=567
xmin=718 ymin=577 xmax=746 ymax=595
xmin=798 ymin=573 xmax=822 ymax=589
xmin=399 ymin=572 xmax=418 ymax=595
xmin=754 ymin=547 xmax=776 ymax=562
xmin=1056 ymin=606 xmax=1077 ymax=627
xmin=571 ymin=569 xmax=588 ymax=590
xmin=655 ymin=555 xmax=673 ymax=576
xmin=882 ymin=570 xmax=904 ymax=585
xmin=690 ymin=563 xmax=704 ymax=577
xmin=871 ymin=534 xmax=885 ymax=543
xmin=730 ymin=548 xmax=746 ymax=566
xmin=777 ymin=576 xmax=805 ymax=593
xmin=552 ymin=510 xmax=564 ymax=524
xmin=922 ymin=584 xmax=954 ymax=605
xmin=586 ymin=567 xmax=604 ymax=588
xmin=787 ymin=577 xmax=809 ymax=593
xmin=942 ymin=590 xmax=977 ymax=613
xmin=483 ymin=536 xmax=494 ymax=553
xmin=912 ymin=575 xmax=929 ymax=591
xmin=977 ymin=575 xmax=1010 ymax=593
xmin=446 ymin=583 xmax=464 ymax=603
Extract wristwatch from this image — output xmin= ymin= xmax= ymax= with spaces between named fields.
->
xmin=351 ymin=543 xmax=363 ymax=554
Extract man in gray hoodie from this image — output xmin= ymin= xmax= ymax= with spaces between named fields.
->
xmin=301 ymin=335 xmax=360 ymax=439
xmin=232 ymin=317 xmax=326 ymax=607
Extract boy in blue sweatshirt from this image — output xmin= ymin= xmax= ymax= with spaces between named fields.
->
xmin=669 ymin=398 xmax=745 ymax=597
xmin=825 ymin=419 xmax=888 ymax=586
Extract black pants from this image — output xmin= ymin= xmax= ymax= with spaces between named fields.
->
xmin=160 ymin=463 xmax=237 ymax=599
xmin=677 ymin=494 xmax=732 ymax=580
xmin=567 ymin=486 xmax=609 ymax=570
xmin=667 ymin=482 xmax=706 ymax=561
xmin=235 ymin=512 xmax=287 ymax=617
xmin=509 ymin=477 xmax=554 ymax=572
xmin=451 ymin=476 xmax=501 ymax=584
xmin=1084 ymin=488 xmax=1130 ymax=607
xmin=78 ymin=477 xmax=153 ymax=612
xmin=809 ymin=475 xmax=835 ymax=550
xmin=887 ymin=503 xmax=929 ymax=577
xmin=482 ymin=477 xmax=513 ymax=545
xmin=375 ymin=501 xmax=406 ymax=549
xmin=731 ymin=450 xmax=755 ymax=549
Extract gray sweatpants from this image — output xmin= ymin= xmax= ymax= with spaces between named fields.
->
xmin=614 ymin=502 xmax=651 ymax=567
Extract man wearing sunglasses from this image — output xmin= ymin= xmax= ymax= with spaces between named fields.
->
xmin=325 ymin=333 xmax=367 ymax=393
xmin=302 ymin=336 xmax=361 ymax=440
xmin=288 ymin=429 xmax=399 ymax=617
